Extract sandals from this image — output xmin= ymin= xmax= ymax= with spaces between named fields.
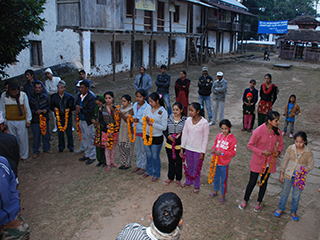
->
xmin=151 ymin=177 xmax=159 ymax=183
xmin=218 ymin=197 xmax=225 ymax=204
xmin=291 ymin=213 xmax=299 ymax=221
xmin=180 ymin=183 xmax=191 ymax=188
xmin=274 ymin=210 xmax=283 ymax=218
xmin=164 ymin=179 xmax=173 ymax=186
xmin=111 ymin=163 xmax=119 ymax=167
xmin=254 ymin=205 xmax=261 ymax=213
xmin=193 ymin=188 xmax=200 ymax=194
xmin=175 ymin=181 xmax=181 ymax=187
xmin=105 ymin=166 xmax=111 ymax=172
xmin=238 ymin=201 xmax=247 ymax=210
xmin=208 ymin=192 xmax=218 ymax=198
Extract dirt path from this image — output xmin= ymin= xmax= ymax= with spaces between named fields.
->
xmin=17 ymin=56 xmax=320 ymax=239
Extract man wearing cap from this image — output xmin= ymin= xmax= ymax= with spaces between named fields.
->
xmin=75 ymin=80 xmax=97 ymax=165
xmin=134 ymin=66 xmax=152 ymax=99
xmin=0 ymin=83 xmax=32 ymax=163
xmin=155 ymin=64 xmax=171 ymax=115
xmin=45 ymin=68 xmax=61 ymax=133
xmin=198 ymin=67 xmax=213 ymax=125
xmin=51 ymin=80 xmax=75 ymax=152
xmin=0 ymin=111 xmax=20 ymax=179
xmin=29 ymin=82 xmax=53 ymax=158
xmin=211 ymin=71 xmax=228 ymax=125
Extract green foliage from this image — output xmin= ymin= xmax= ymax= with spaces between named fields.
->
xmin=242 ymin=0 xmax=317 ymax=39
xmin=0 ymin=0 xmax=46 ymax=79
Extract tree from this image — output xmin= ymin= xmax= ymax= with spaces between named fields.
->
xmin=242 ymin=0 xmax=317 ymax=39
xmin=0 ymin=0 xmax=46 ymax=79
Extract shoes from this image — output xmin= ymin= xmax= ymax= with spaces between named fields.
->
xmin=131 ymin=167 xmax=140 ymax=173
xmin=165 ymin=179 xmax=173 ymax=186
xmin=137 ymin=169 xmax=146 ymax=175
xmin=102 ymin=164 xmax=107 ymax=168
xmin=72 ymin=127 xmax=75 ymax=131
xmin=238 ymin=201 xmax=246 ymax=210
xmin=289 ymin=133 xmax=293 ymax=138
xmin=291 ymin=213 xmax=299 ymax=221
xmin=274 ymin=210 xmax=282 ymax=218
xmin=119 ymin=165 xmax=130 ymax=170
xmin=254 ymin=205 xmax=261 ymax=213
xmin=59 ymin=149 xmax=63 ymax=152
xmin=151 ymin=177 xmax=158 ymax=183
xmin=85 ymin=159 xmax=95 ymax=165
xmin=32 ymin=154 xmax=39 ymax=159
xmin=175 ymin=180 xmax=181 ymax=187
xmin=111 ymin=163 xmax=119 ymax=167
xmin=69 ymin=149 xmax=74 ymax=152
xmin=218 ymin=197 xmax=225 ymax=204
xmin=193 ymin=188 xmax=200 ymax=194
xmin=208 ymin=192 xmax=218 ymax=198
xmin=208 ymin=121 xmax=214 ymax=126
xmin=52 ymin=127 xmax=58 ymax=133
xmin=44 ymin=150 xmax=53 ymax=154
xmin=180 ymin=183 xmax=191 ymax=188
xmin=142 ymin=173 xmax=150 ymax=179
xmin=105 ymin=166 xmax=111 ymax=172
xmin=241 ymin=128 xmax=247 ymax=131
xmin=21 ymin=158 xmax=28 ymax=163
xmin=76 ymin=149 xmax=84 ymax=154
xmin=50 ymin=136 xmax=55 ymax=141
xmin=247 ymin=129 xmax=252 ymax=132
xmin=79 ymin=156 xmax=89 ymax=162
xmin=282 ymin=131 xmax=286 ymax=136
xmin=96 ymin=162 xmax=104 ymax=167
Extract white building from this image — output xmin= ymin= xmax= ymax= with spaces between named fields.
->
xmin=5 ymin=0 xmax=253 ymax=79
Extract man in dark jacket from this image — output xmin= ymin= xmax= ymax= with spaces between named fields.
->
xmin=75 ymin=80 xmax=96 ymax=165
xmin=51 ymin=80 xmax=75 ymax=152
xmin=23 ymin=69 xmax=47 ymax=99
xmin=29 ymin=82 xmax=52 ymax=158
xmin=198 ymin=67 xmax=213 ymax=125
xmin=0 ymin=157 xmax=29 ymax=239
xmin=155 ymin=64 xmax=171 ymax=115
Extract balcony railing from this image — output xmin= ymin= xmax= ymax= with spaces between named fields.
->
xmin=232 ymin=23 xmax=241 ymax=31
xmin=243 ymin=24 xmax=251 ymax=32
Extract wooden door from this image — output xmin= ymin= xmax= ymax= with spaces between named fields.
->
xmin=157 ymin=1 xmax=165 ymax=31
xmin=134 ymin=41 xmax=143 ymax=68
xmin=152 ymin=40 xmax=156 ymax=66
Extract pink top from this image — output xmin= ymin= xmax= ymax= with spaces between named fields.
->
xmin=211 ymin=133 xmax=237 ymax=166
xmin=247 ymin=123 xmax=284 ymax=173
xmin=181 ymin=117 xmax=209 ymax=153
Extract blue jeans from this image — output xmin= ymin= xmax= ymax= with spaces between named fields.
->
xmin=212 ymin=100 xmax=225 ymax=124
xmin=198 ymin=95 xmax=212 ymax=120
xmin=144 ymin=143 xmax=163 ymax=178
xmin=283 ymin=120 xmax=294 ymax=134
xmin=213 ymin=164 xmax=229 ymax=195
xmin=31 ymin=122 xmax=50 ymax=154
xmin=57 ymin=117 xmax=74 ymax=151
xmin=278 ymin=176 xmax=302 ymax=214
xmin=134 ymin=136 xmax=147 ymax=169
xmin=162 ymin=93 xmax=172 ymax=115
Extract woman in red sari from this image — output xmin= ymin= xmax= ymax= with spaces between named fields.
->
xmin=175 ymin=71 xmax=190 ymax=116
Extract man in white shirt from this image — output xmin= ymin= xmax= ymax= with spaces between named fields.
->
xmin=45 ymin=68 xmax=60 ymax=133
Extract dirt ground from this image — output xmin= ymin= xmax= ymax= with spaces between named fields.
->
xmin=17 ymin=54 xmax=320 ymax=240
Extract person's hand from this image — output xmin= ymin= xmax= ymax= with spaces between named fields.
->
xmin=147 ymin=121 xmax=154 ymax=126
xmin=108 ymin=133 xmax=113 ymax=137
xmin=54 ymin=107 xmax=58 ymax=111
xmin=211 ymin=148 xmax=216 ymax=154
xmin=199 ymin=153 xmax=205 ymax=160
xmin=145 ymin=116 xmax=150 ymax=122
xmin=42 ymin=109 xmax=47 ymax=114
xmin=75 ymin=105 xmax=81 ymax=114
xmin=179 ymin=149 xmax=184 ymax=158
xmin=26 ymin=122 xmax=31 ymax=128
xmin=215 ymin=151 xmax=222 ymax=156
xmin=92 ymin=119 xmax=97 ymax=124
xmin=168 ymin=135 xmax=173 ymax=141
xmin=107 ymin=125 xmax=111 ymax=129
xmin=279 ymin=173 xmax=284 ymax=183
xmin=133 ymin=118 xmax=139 ymax=123
xmin=262 ymin=150 xmax=272 ymax=156
xmin=35 ymin=110 xmax=42 ymax=115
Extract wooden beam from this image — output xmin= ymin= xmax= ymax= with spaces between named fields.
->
xmin=130 ymin=9 xmax=136 ymax=78
xmin=185 ymin=3 xmax=190 ymax=69
xmin=168 ymin=10 xmax=172 ymax=70
xmin=149 ymin=11 xmax=154 ymax=75
xmin=112 ymin=32 xmax=116 ymax=81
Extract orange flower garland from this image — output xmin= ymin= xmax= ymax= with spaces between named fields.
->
xmin=257 ymin=151 xmax=277 ymax=187
xmin=127 ymin=114 xmax=137 ymax=143
xmin=76 ymin=115 xmax=82 ymax=141
xmin=106 ymin=123 xmax=115 ymax=149
xmin=142 ymin=116 xmax=154 ymax=146
xmin=55 ymin=109 xmax=70 ymax=132
xmin=208 ymin=156 xmax=218 ymax=184
xmin=39 ymin=114 xmax=47 ymax=135
xmin=114 ymin=105 xmax=120 ymax=132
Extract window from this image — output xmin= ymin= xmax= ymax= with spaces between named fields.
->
xmin=170 ymin=40 xmax=176 ymax=58
xmin=126 ymin=0 xmax=134 ymax=17
xmin=90 ymin=41 xmax=95 ymax=67
xmin=173 ymin=5 xmax=180 ymax=23
xmin=111 ymin=41 xmax=122 ymax=63
xmin=97 ymin=0 xmax=106 ymax=5
xmin=157 ymin=1 xmax=165 ymax=31
xmin=30 ymin=41 xmax=43 ymax=66
xmin=144 ymin=11 xmax=152 ymax=31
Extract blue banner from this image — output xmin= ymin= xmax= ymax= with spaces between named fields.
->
xmin=258 ymin=20 xmax=288 ymax=34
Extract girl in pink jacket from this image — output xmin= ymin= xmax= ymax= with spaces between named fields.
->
xmin=239 ymin=110 xmax=284 ymax=213
xmin=208 ymin=119 xmax=237 ymax=204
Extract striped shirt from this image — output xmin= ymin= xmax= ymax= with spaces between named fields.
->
xmin=116 ymin=223 xmax=152 ymax=240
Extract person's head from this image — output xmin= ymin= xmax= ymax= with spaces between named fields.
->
xmin=8 ymin=82 xmax=19 ymax=97
xmin=288 ymin=94 xmax=296 ymax=104
xmin=152 ymin=192 xmax=183 ymax=234
xmin=219 ymin=119 xmax=232 ymax=136
xmin=79 ymin=70 xmax=86 ymax=80
xmin=95 ymin=95 xmax=105 ymax=106
xmin=294 ymin=131 xmax=307 ymax=149
xmin=25 ymin=69 xmax=35 ymax=82
xmin=180 ymin=70 xmax=187 ymax=79
xmin=121 ymin=94 xmax=132 ymax=108
xmin=217 ymin=71 xmax=223 ymax=81
xmin=104 ymin=91 xmax=114 ymax=105
xmin=3 ymin=81 xmax=10 ymax=92
xmin=264 ymin=73 xmax=272 ymax=84
xmin=189 ymin=102 xmax=204 ymax=118
xmin=33 ymin=82 xmax=42 ymax=94
xmin=135 ymin=89 xmax=147 ymax=104
xmin=249 ymin=79 xmax=256 ymax=89
xmin=149 ymin=92 xmax=165 ymax=108
xmin=246 ymin=92 xmax=253 ymax=102
xmin=57 ymin=80 xmax=66 ymax=95
xmin=140 ymin=66 xmax=146 ymax=74
xmin=172 ymin=102 xmax=184 ymax=117
xmin=265 ymin=110 xmax=280 ymax=135
xmin=202 ymin=67 xmax=208 ymax=76
xmin=160 ymin=64 xmax=167 ymax=74
xmin=79 ymin=80 xmax=89 ymax=95
xmin=45 ymin=68 xmax=53 ymax=80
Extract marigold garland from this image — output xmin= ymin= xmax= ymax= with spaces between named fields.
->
xmin=94 ymin=124 xmax=103 ymax=147
xmin=127 ymin=114 xmax=137 ymax=143
xmin=106 ymin=123 xmax=115 ymax=149
xmin=39 ymin=114 xmax=47 ymax=135
xmin=142 ymin=116 xmax=154 ymax=146
xmin=257 ymin=151 xmax=277 ymax=187
xmin=76 ymin=115 xmax=82 ymax=141
xmin=55 ymin=108 xmax=70 ymax=132
xmin=182 ymin=154 xmax=204 ymax=181
xmin=293 ymin=166 xmax=307 ymax=190
xmin=114 ymin=105 xmax=120 ymax=132
xmin=208 ymin=156 xmax=218 ymax=184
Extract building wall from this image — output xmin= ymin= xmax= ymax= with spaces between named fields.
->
xmin=5 ymin=0 xmax=81 ymax=79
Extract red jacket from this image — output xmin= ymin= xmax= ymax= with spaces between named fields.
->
xmin=211 ymin=133 xmax=237 ymax=165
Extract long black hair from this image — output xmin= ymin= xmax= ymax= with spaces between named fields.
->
xmin=265 ymin=110 xmax=280 ymax=136
xmin=189 ymin=102 xmax=204 ymax=117
xmin=219 ymin=119 xmax=232 ymax=133
xmin=265 ymin=73 xmax=272 ymax=82
xmin=294 ymin=131 xmax=308 ymax=145
xmin=135 ymin=89 xmax=147 ymax=99
xmin=149 ymin=92 xmax=165 ymax=107
xmin=121 ymin=94 xmax=132 ymax=103
xmin=287 ymin=94 xmax=296 ymax=104
xmin=172 ymin=102 xmax=185 ymax=116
